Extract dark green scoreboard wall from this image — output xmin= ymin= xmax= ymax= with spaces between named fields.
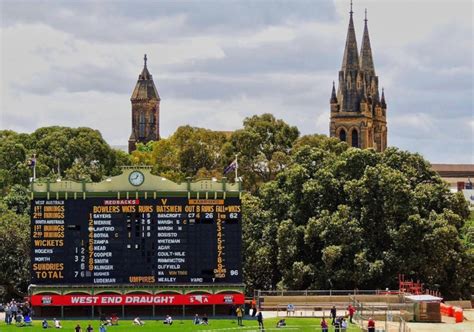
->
xmin=31 ymin=197 xmax=242 ymax=285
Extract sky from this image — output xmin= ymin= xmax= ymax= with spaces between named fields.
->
xmin=0 ymin=0 xmax=472 ymax=163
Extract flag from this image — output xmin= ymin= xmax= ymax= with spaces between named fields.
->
xmin=224 ymin=159 xmax=237 ymax=175
xmin=27 ymin=155 xmax=36 ymax=167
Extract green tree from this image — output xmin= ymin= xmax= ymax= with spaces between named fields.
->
xmin=255 ymin=141 xmax=472 ymax=298
xmin=0 ymin=203 xmax=30 ymax=300
xmin=3 ymin=185 xmax=30 ymax=214
xmin=131 ymin=126 xmax=229 ymax=182
xmin=227 ymin=114 xmax=299 ymax=192
xmin=241 ymin=193 xmax=279 ymax=294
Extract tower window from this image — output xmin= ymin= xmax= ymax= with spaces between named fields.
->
xmin=339 ymin=128 xmax=346 ymax=142
xmin=351 ymin=129 xmax=359 ymax=148
xmin=139 ymin=113 xmax=146 ymax=138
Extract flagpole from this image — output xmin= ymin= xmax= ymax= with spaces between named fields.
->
xmin=234 ymin=154 xmax=238 ymax=182
xmin=32 ymin=154 xmax=36 ymax=182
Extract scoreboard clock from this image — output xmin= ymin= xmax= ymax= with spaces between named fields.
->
xmin=128 ymin=171 xmax=145 ymax=186
xmin=30 ymin=197 xmax=242 ymax=285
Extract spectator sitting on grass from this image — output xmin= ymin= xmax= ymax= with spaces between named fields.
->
xmin=341 ymin=317 xmax=347 ymax=332
xmin=193 ymin=314 xmax=200 ymax=325
xmin=24 ymin=314 xmax=33 ymax=325
xmin=163 ymin=315 xmax=173 ymax=325
xmin=15 ymin=312 xmax=23 ymax=326
xmin=133 ymin=317 xmax=145 ymax=326
xmin=201 ymin=314 xmax=208 ymax=325
xmin=42 ymin=319 xmax=48 ymax=329
xmin=100 ymin=313 xmax=111 ymax=325
xmin=276 ymin=319 xmax=286 ymax=327
xmin=110 ymin=314 xmax=119 ymax=325
xmin=54 ymin=318 xmax=63 ymax=328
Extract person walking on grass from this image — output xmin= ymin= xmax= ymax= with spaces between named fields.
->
xmin=348 ymin=304 xmax=356 ymax=323
xmin=330 ymin=306 xmax=337 ymax=325
xmin=256 ymin=311 xmax=264 ymax=331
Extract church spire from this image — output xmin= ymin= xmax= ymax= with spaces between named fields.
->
xmin=360 ymin=8 xmax=375 ymax=75
xmin=330 ymin=81 xmax=338 ymax=103
xmin=341 ymin=0 xmax=359 ymax=72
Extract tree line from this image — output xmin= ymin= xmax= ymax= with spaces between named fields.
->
xmin=0 ymin=114 xmax=472 ymax=300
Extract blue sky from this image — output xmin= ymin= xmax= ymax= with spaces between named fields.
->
xmin=0 ymin=0 xmax=472 ymax=163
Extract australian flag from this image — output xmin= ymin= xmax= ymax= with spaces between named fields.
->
xmin=224 ymin=159 xmax=237 ymax=175
xmin=27 ymin=155 xmax=36 ymax=167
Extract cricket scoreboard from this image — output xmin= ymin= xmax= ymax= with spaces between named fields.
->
xmin=31 ymin=197 xmax=242 ymax=285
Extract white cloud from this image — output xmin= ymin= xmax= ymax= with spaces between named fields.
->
xmin=0 ymin=0 xmax=472 ymax=163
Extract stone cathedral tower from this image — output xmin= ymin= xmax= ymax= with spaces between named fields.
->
xmin=128 ymin=55 xmax=161 ymax=153
xmin=330 ymin=5 xmax=387 ymax=152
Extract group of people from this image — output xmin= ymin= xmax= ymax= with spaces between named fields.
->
xmin=132 ymin=315 xmax=173 ymax=326
xmin=193 ymin=314 xmax=209 ymax=325
xmin=321 ymin=304 xmax=375 ymax=332
xmin=73 ymin=323 xmax=106 ymax=332
xmin=234 ymin=305 xmax=264 ymax=330
xmin=41 ymin=318 xmax=63 ymax=328
xmin=99 ymin=313 xmax=119 ymax=326
xmin=330 ymin=305 xmax=356 ymax=324
xmin=321 ymin=316 xmax=348 ymax=332
xmin=3 ymin=299 xmax=33 ymax=326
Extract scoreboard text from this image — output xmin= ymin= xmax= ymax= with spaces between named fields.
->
xmin=31 ymin=197 xmax=242 ymax=284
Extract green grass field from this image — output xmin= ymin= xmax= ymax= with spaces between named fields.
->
xmin=0 ymin=317 xmax=362 ymax=331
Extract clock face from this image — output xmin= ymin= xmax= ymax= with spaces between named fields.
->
xmin=129 ymin=171 xmax=145 ymax=186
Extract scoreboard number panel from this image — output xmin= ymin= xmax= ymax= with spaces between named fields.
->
xmin=31 ymin=197 xmax=242 ymax=285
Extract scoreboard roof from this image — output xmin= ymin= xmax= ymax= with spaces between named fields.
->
xmin=30 ymin=166 xmax=242 ymax=198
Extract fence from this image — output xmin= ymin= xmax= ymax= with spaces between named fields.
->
xmin=255 ymin=289 xmax=400 ymax=297
xmin=353 ymin=297 xmax=414 ymax=332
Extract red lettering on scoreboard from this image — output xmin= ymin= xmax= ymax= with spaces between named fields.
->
xmin=30 ymin=293 xmax=244 ymax=306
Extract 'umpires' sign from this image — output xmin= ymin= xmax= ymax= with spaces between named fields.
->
xmin=30 ymin=293 xmax=244 ymax=306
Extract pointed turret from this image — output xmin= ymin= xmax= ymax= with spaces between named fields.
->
xmin=360 ymin=9 xmax=375 ymax=75
xmin=131 ymin=54 xmax=160 ymax=101
xmin=330 ymin=81 xmax=338 ymax=103
xmin=341 ymin=1 xmax=359 ymax=72
xmin=381 ymin=87 xmax=386 ymax=108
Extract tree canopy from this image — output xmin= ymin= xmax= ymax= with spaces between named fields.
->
xmin=243 ymin=144 xmax=472 ymax=298
xmin=0 ymin=116 xmax=472 ymax=301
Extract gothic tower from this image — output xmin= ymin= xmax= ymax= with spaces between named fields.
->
xmin=128 ymin=54 xmax=161 ymax=153
xmin=330 ymin=5 xmax=387 ymax=152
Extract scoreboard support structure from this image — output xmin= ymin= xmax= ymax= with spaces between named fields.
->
xmin=29 ymin=167 xmax=245 ymax=317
